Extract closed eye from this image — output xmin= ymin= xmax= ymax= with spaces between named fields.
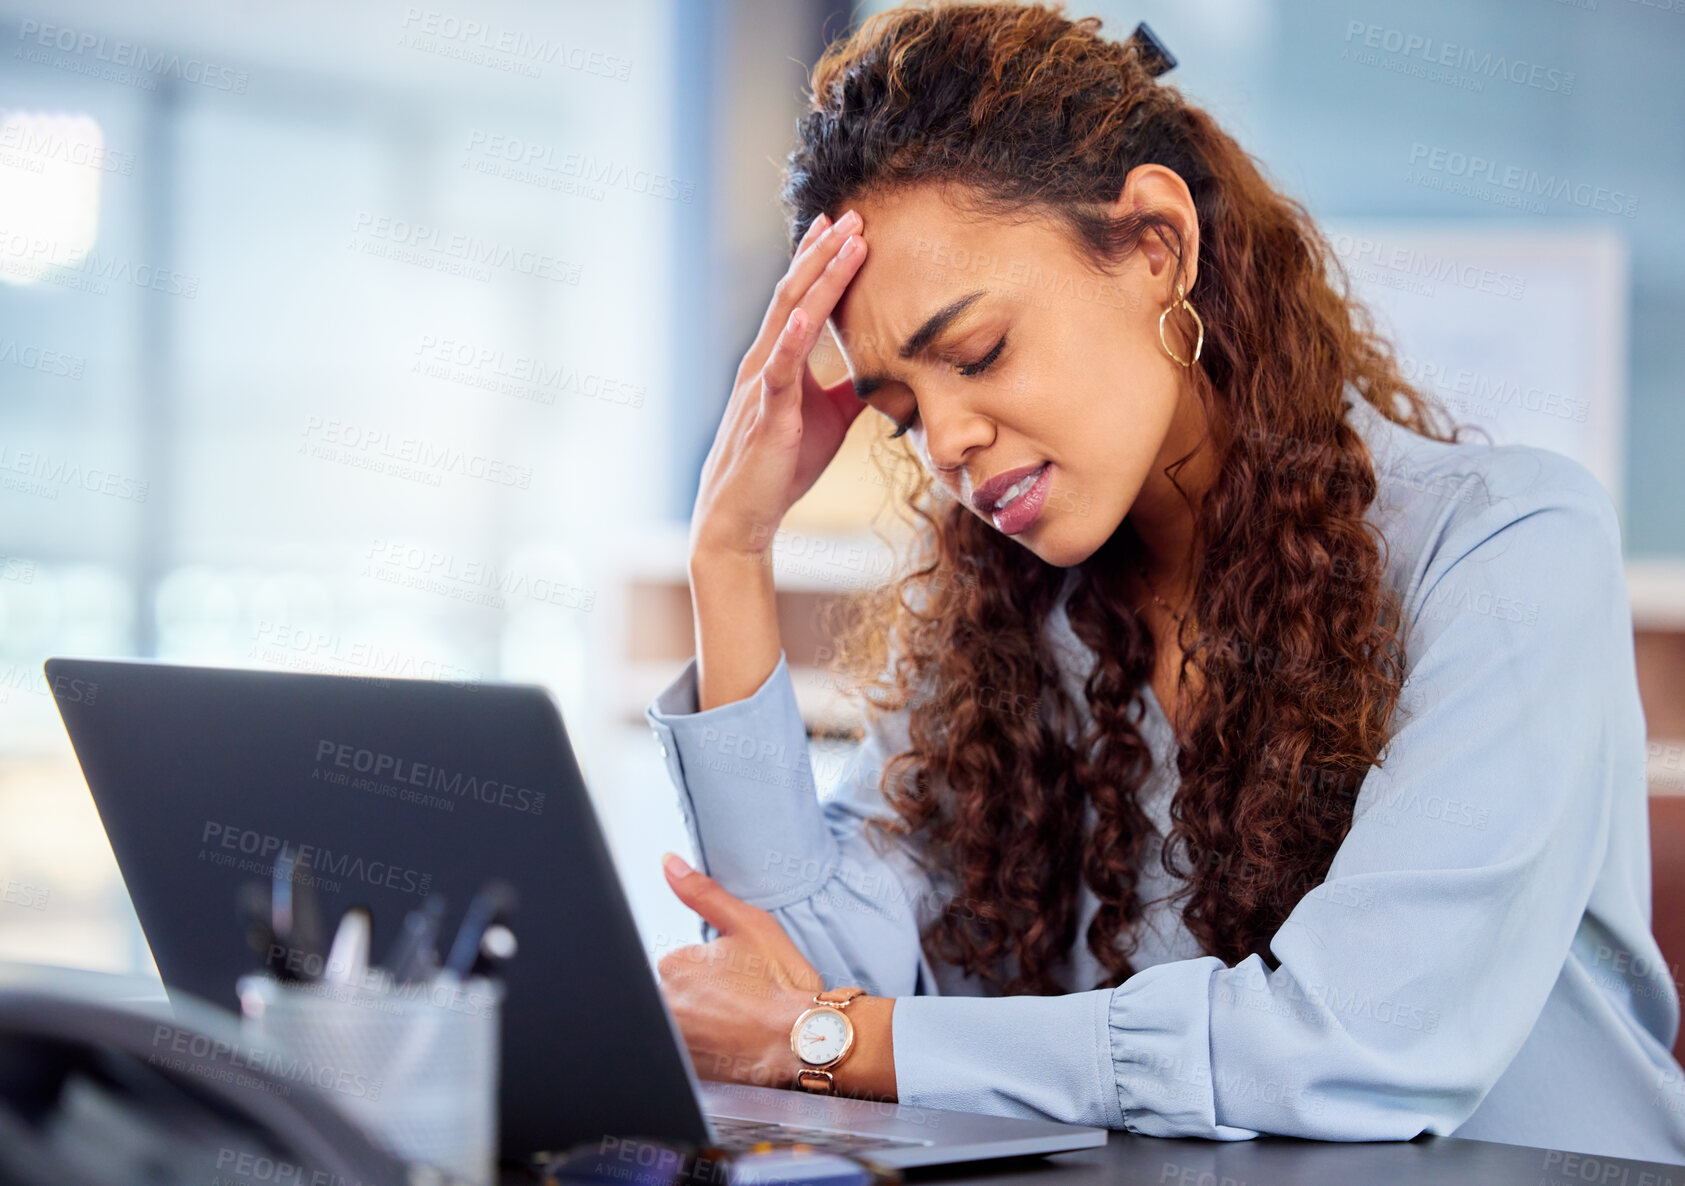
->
xmin=887 ymin=334 xmax=1008 ymax=439
xmin=957 ymin=334 xmax=1006 ymax=377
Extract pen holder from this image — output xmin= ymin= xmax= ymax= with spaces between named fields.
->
xmin=237 ymin=971 xmax=503 ymax=1186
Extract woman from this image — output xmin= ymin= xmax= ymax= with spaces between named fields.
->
xmin=645 ymin=0 xmax=1685 ymax=1164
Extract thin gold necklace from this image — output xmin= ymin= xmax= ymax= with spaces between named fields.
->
xmin=1137 ymin=565 xmax=1187 ymax=624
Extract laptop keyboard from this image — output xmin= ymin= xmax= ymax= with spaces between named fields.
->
xmin=706 ymin=1114 xmax=926 ymax=1155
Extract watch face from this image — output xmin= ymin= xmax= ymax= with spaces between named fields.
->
xmin=796 ymin=1008 xmax=850 ymax=1065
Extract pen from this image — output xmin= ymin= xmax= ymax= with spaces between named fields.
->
xmin=325 ymin=904 xmax=372 ymax=986
xmin=442 ymin=880 xmax=518 ymax=981
xmin=386 ymin=882 xmax=519 ymax=1084
xmin=237 ymin=880 xmax=295 ymax=982
xmin=383 ymin=893 xmax=446 ymax=985
xmin=271 ymin=845 xmax=325 ymax=980
xmin=467 ymin=922 xmax=518 ymax=979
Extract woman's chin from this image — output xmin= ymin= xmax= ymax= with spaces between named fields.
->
xmin=1016 ymin=522 xmax=1104 ymax=569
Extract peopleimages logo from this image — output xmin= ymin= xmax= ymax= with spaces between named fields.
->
xmin=15 ymin=20 xmax=250 ymax=93
xmin=300 ymin=416 xmax=533 ymax=489
xmin=0 ymin=118 xmax=135 ymax=176
xmin=313 ymin=739 xmax=546 ymax=815
xmin=149 ymin=1024 xmax=380 ymax=1102
xmin=362 ymin=540 xmax=597 ymax=613
xmin=1328 ymin=232 xmax=1527 ymax=301
xmin=461 ymin=130 xmax=694 ymax=203
xmin=0 ymin=444 xmax=148 ymax=502
xmin=1407 ymin=143 xmax=1639 ymax=217
xmin=0 ymin=228 xmax=201 ymax=297
xmin=349 ymin=211 xmax=582 ymax=284
xmin=198 ymin=821 xmax=432 ymax=897
xmin=1342 ymin=21 xmax=1575 ymax=94
xmin=397 ymin=7 xmax=632 ymax=81
xmin=0 ymin=338 xmax=85 ymax=378
xmin=413 ymin=334 xmax=646 ymax=409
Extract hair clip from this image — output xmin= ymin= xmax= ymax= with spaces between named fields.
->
xmin=1126 ymin=21 xmax=1177 ymax=78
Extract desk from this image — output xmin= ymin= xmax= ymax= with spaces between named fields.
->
xmin=495 ymin=1130 xmax=1683 ymax=1185
xmin=886 ymin=1134 xmax=1681 ymax=1186
xmin=8 ymin=964 xmax=1677 ymax=1186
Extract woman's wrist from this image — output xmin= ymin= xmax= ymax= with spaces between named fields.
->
xmin=774 ymin=990 xmax=898 ymax=1103
xmin=687 ymin=545 xmax=781 ymax=712
xmin=830 ymin=995 xmax=897 ymax=1104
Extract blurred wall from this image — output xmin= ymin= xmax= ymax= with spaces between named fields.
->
xmin=0 ymin=0 xmax=697 ymax=969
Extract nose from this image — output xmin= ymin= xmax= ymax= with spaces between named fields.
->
xmin=918 ymin=387 xmax=995 ymax=479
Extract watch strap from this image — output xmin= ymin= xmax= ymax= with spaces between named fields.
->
xmin=815 ymin=985 xmax=866 ymax=1009
xmin=796 ymin=1069 xmax=836 ymax=1094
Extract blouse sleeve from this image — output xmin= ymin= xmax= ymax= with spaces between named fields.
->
xmin=890 ymin=449 xmax=1647 ymax=1139
xmin=645 ymin=651 xmax=937 ymax=1000
xmin=645 ymin=649 xmax=1131 ymax=1124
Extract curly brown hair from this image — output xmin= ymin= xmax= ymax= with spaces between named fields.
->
xmin=781 ymin=0 xmax=1478 ymax=996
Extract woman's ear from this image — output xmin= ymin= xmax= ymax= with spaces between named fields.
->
xmin=1113 ymin=163 xmax=1199 ymax=304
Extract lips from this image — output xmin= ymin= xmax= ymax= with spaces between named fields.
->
xmin=971 ymin=462 xmax=1049 ymax=515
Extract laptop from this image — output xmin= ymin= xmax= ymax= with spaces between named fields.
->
xmin=43 ymin=657 xmax=1107 ymax=1168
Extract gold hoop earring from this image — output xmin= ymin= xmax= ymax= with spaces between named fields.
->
xmin=1158 ymin=282 xmax=1204 ymax=368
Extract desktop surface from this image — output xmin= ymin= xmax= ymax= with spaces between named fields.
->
xmin=494 ymin=1127 xmax=1682 ymax=1185
xmin=492 ymin=1132 xmax=1678 ymax=1186
xmin=889 ymin=1132 xmax=1680 ymax=1186
xmin=10 ymin=966 xmax=1681 ymax=1186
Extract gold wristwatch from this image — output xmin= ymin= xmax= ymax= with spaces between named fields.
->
xmin=790 ymin=986 xmax=866 ymax=1094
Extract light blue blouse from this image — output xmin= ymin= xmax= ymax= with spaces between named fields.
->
xmin=646 ymin=394 xmax=1685 ymax=1165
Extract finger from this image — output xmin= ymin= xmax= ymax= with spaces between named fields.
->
xmin=789 ymin=233 xmax=865 ymax=368
xmin=797 ymin=211 xmax=831 ymax=252
xmin=775 ymin=226 xmax=865 ymax=352
xmin=761 ymin=234 xmax=867 ymax=401
xmin=759 ymin=306 xmax=812 ymax=397
xmin=743 ymin=212 xmax=860 ymax=380
xmin=661 ymin=851 xmax=762 ymax=936
xmin=785 ymin=211 xmax=850 ymax=289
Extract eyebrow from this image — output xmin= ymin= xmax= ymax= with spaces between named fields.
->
xmin=852 ymin=289 xmax=990 ymax=401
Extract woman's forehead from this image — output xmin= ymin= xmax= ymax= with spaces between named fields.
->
xmin=831 ymin=186 xmax=1037 ymax=273
xmin=827 ymin=199 xmax=1072 ymax=373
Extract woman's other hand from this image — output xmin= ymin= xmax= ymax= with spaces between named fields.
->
xmin=656 ymin=851 xmax=820 ymax=1089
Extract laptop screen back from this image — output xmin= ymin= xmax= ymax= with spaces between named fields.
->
xmin=44 ymin=656 xmax=712 ymax=1159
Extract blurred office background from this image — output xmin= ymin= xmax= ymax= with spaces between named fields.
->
xmin=1 ymin=0 xmax=1682 ymax=983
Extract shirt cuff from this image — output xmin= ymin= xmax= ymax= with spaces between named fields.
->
xmin=1109 ymin=955 xmax=1257 ymax=1139
xmin=890 ymin=988 xmax=1125 ymax=1129
xmin=644 ymin=652 xmax=840 ymax=909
